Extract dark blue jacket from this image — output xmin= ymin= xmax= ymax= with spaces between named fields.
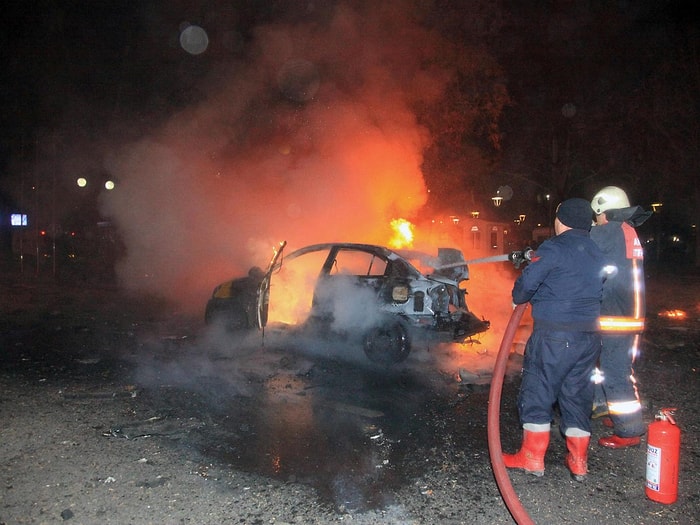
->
xmin=512 ymin=229 xmax=606 ymax=332
xmin=590 ymin=206 xmax=650 ymax=320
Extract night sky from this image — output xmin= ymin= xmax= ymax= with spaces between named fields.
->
xmin=1 ymin=1 xmax=697 ymax=303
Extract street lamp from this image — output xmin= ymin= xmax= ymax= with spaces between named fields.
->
xmin=492 ymin=185 xmax=513 ymax=208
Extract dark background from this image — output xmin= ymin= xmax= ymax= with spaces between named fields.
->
xmin=1 ymin=0 xmax=698 ymax=269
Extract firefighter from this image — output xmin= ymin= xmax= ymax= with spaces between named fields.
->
xmin=503 ymin=198 xmax=606 ymax=481
xmin=590 ymin=186 xmax=652 ymax=448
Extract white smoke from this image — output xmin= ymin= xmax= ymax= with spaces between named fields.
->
xmin=99 ymin=3 xmax=456 ymax=313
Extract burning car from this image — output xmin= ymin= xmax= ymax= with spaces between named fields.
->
xmin=205 ymin=242 xmax=490 ymax=364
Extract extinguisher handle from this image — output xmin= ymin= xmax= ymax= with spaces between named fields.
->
xmin=660 ymin=407 xmax=678 ymax=425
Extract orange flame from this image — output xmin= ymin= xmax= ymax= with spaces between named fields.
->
xmin=388 ymin=218 xmax=414 ymax=249
xmin=658 ymin=309 xmax=687 ymax=319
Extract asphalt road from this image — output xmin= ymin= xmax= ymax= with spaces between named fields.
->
xmin=1 ymin=264 xmax=698 ymax=524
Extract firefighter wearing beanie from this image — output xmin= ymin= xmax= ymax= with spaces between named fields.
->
xmin=503 ymin=198 xmax=607 ymax=481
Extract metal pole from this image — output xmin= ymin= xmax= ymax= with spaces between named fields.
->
xmin=19 ymin=163 xmax=24 ymax=274
xmin=52 ymin=167 xmax=56 ymax=278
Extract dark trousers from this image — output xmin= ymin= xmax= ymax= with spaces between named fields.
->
xmin=518 ymin=329 xmax=602 ymax=434
xmin=596 ymin=333 xmax=646 ymax=437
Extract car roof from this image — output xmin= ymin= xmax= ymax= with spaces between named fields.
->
xmin=281 ymin=242 xmax=423 ymax=275
xmin=270 ymin=242 xmax=469 ymax=285
xmin=286 ymin=242 xmax=395 ymax=259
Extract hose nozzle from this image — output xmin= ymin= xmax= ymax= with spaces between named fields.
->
xmin=508 ymin=248 xmax=534 ymax=269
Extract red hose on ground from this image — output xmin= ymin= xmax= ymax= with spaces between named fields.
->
xmin=487 ymin=303 xmax=535 ymax=525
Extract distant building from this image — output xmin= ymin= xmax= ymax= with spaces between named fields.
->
xmin=424 ymin=216 xmax=531 ymax=259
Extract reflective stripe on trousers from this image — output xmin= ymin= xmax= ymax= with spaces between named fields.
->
xmin=599 ymin=316 xmax=645 ymax=332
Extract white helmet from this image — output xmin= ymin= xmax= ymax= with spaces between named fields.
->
xmin=591 ymin=186 xmax=630 ymax=215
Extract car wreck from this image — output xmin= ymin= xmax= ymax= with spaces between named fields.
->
xmin=205 ymin=242 xmax=490 ymax=364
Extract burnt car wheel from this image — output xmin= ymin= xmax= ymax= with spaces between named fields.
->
xmin=205 ymin=300 xmax=251 ymax=331
xmin=363 ymin=320 xmax=411 ymax=364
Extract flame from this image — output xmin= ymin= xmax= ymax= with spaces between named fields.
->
xmin=388 ymin=218 xmax=414 ymax=249
xmin=268 ymin=254 xmax=322 ymax=326
xmin=659 ymin=309 xmax=687 ymax=319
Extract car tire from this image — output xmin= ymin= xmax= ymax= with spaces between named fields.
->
xmin=363 ymin=320 xmax=411 ymax=364
xmin=205 ymin=302 xmax=250 ymax=331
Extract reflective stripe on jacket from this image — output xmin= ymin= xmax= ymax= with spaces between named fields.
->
xmin=591 ymin=221 xmax=645 ymax=333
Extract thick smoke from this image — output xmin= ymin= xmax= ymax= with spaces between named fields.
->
xmin=92 ymin=2 xmax=526 ymax=386
xmin=99 ymin=3 xmax=458 ymax=312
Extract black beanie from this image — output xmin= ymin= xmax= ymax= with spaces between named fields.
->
xmin=556 ymin=198 xmax=593 ymax=231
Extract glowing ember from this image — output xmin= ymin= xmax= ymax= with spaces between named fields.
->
xmin=388 ymin=218 xmax=415 ymax=249
xmin=658 ymin=309 xmax=687 ymax=319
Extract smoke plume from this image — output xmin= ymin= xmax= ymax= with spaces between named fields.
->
xmin=99 ymin=2 xmax=459 ymax=312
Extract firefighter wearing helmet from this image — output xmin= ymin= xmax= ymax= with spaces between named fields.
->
xmin=590 ymin=186 xmax=652 ymax=448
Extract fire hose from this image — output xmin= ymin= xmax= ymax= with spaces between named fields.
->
xmin=468 ymin=249 xmax=534 ymax=269
xmin=438 ymin=248 xmax=536 ymax=523
xmin=488 ymin=302 xmax=535 ymax=525
xmin=434 ymin=249 xmax=534 ymax=271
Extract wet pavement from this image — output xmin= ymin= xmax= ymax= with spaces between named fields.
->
xmin=1 ymin=268 xmax=699 ymax=524
xmin=123 ymin=334 xmax=506 ymax=514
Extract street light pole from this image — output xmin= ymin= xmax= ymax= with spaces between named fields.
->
xmin=52 ymin=168 xmax=56 ymax=278
xmin=545 ymin=193 xmax=553 ymax=237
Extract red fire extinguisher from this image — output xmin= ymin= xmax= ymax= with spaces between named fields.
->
xmin=645 ymin=408 xmax=680 ymax=504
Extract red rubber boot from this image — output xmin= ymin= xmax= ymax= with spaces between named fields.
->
xmin=502 ymin=430 xmax=550 ymax=476
xmin=565 ymin=436 xmax=590 ymax=482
